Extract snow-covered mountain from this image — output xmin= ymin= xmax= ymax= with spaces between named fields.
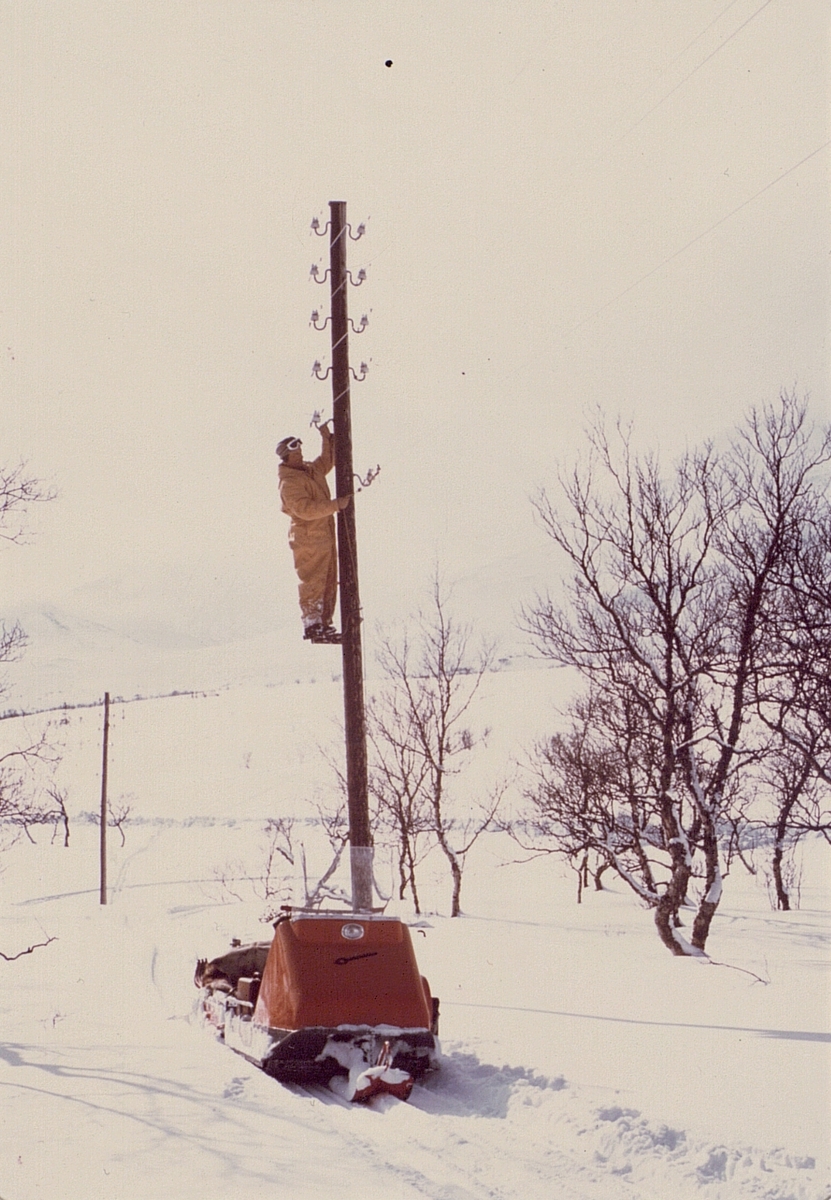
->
xmin=2 ymin=550 xmax=554 ymax=711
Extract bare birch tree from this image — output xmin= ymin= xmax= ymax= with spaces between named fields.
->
xmin=516 ymin=686 xmax=665 ymax=904
xmin=369 ymin=577 xmax=500 ymax=916
xmin=367 ymin=696 xmax=433 ymax=912
xmin=257 ymin=808 xmax=351 ymax=918
xmin=749 ymin=489 xmax=831 ymax=907
xmin=522 ymin=391 xmax=830 ymax=955
xmin=0 ymin=463 xmax=55 ymax=959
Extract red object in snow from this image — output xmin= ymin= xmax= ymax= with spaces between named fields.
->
xmin=351 ymin=1040 xmax=415 ymax=1103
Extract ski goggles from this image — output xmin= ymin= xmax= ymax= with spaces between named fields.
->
xmin=276 ymin=437 xmax=303 ymax=457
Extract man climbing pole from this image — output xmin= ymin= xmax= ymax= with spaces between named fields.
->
xmin=276 ymin=421 xmax=351 ymax=644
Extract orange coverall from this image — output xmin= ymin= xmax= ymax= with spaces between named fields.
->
xmin=278 ymin=438 xmax=340 ymax=630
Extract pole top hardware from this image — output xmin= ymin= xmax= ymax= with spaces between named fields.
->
xmin=312 ymin=360 xmax=368 ymax=382
xmin=311 ymin=264 xmax=367 ymax=287
xmin=311 ymin=215 xmax=367 ymax=240
xmin=311 ymin=311 xmax=368 ymax=334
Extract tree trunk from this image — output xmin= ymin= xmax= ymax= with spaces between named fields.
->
xmin=434 ymin=816 xmax=464 ymax=916
xmin=593 ymin=862 xmax=610 ymax=891
xmin=655 ymin=761 xmax=696 ymax=954
xmin=575 ymin=852 xmax=590 ymax=903
xmin=691 ymin=810 xmax=721 ymax=951
xmin=654 ymin=852 xmax=694 ymax=955
xmin=771 ymin=838 xmax=790 ymax=911
xmin=449 ymin=855 xmax=463 ymax=917
xmin=771 ymin=794 xmax=796 ymax=910
xmin=405 ymin=838 xmax=421 ymax=914
xmin=654 ymin=705 xmax=695 ymax=954
xmin=397 ymin=845 xmax=408 ymax=901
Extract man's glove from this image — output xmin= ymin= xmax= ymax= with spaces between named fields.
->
xmin=336 ymin=495 xmax=352 ymax=511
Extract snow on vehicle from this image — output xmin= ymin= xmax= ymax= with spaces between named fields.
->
xmin=195 ymin=908 xmax=440 ymax=1101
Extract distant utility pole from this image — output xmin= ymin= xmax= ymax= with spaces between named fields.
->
xmin=327 ymin=201 xmax=372 ymax=911
xmin=99 ymin=691 xmax=110 ymax=905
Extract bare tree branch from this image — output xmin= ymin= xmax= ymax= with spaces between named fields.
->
xmin=0 ymin=936 xmax=57 ymax=962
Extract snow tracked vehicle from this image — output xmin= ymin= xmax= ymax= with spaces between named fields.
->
xmin=196 ymin=909 xmax=440 ymax=1101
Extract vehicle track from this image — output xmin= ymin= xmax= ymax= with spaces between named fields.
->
xmin=285 ymin=1071 xmax=614 ymax=1200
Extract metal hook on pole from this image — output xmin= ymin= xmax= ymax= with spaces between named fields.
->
xmin=310 ymin=263 xmax=331 ymax=285
xmin=313 ymin=310 xmax=366 ymax=334
xmin=312 ymin=360 xmax=333 ymax=381
xmin=313 ymin=216 xmax=366 ymax=240
xmin=353 ymin=465 xmax=381 ymax=492
xmin=349 ymin=362 xmax=369 ymax=382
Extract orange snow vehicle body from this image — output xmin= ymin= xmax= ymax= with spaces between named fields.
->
xmin=197 ymin=911 xmax=439 ymax=1098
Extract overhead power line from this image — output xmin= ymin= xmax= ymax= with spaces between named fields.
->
xmin=568 ymin=139 xmax=831 ymax=334
xmin=669 ymin=0 xmax=745 ymax=66
xmin=622 ymin=0 xmax=777 ymax=139
xmin=628 ymin=0 xmax=744 ymax=112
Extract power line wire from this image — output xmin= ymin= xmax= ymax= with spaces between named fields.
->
xmin=621 ymin=0 xmax=777 ymax=140
xmin=568 ymin=139 xmax=831 ymax=334
xmin=667 ymin=0 xmax=746 ymax=71
xmin=628 ymin=0 xmax=744 ymax=113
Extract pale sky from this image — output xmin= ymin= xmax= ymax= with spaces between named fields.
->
xmin=2 ymin=1 xmax=829 ymax=693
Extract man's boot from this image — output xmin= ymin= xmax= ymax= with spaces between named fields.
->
xmin=304 ymin=623 xmax=341 ymax=644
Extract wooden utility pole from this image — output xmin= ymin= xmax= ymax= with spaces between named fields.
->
xmin=99 ymin=691 xmax=110 ymax=905
xmin=328 ymin=200 xmax=373 ymax=911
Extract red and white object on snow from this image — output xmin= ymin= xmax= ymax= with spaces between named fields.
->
xmin=350 ymin=1040 xmax=415 ymax=1103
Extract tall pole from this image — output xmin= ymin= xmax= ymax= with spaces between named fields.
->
xmin=328 ymin=200 xmax=373 ymax=911
xmin=99 ymin=691 xmax=110 ymax=905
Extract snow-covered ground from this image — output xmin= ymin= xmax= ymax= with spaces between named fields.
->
xmin=1 ymin=678 xmax=829 ymax=1200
